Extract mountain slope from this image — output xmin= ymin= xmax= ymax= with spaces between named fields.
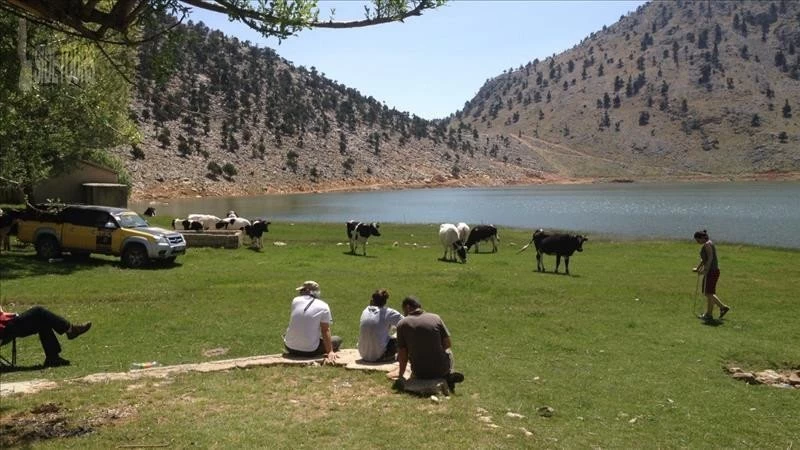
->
xmin=454 ymin=0 xmax=800 ymax=179
xmin=114 ymin=1 xmax=800 ymax=200
xmin=112 ymin=21 xmax=543 ymax=199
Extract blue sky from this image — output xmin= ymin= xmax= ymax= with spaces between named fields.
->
xmin=190 ymin=1 xmax=647 ymax=120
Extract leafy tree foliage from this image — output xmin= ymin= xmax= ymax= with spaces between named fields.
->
xmin=1 ymin=0 xmax=446 ymax=44
xmin=0 ymin=13 xmax=137 ymax=197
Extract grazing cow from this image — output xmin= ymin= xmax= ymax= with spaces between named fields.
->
xmin=346 ymin=220 xmax=381 ymax=256
xmin=0 ymin=208 xmax=21 ymax=253
xmin=456 ymin=222 xmax=470 ymax=243
xmin=172 ymin=218 xmax=204 ymax=231
xmin=244 ymin=220 xmax=271 ymax=250
xmin=519 ymin=229 xmax=588 ymax=275
xmin=439 ymin=223 xmax=467 ymax=263
xmin=215 ymin=217 xmax=251 ymax=230
xmin=187 ymin=214 xmax=222 ymax=230
xmin=464 ymin=224 xmax=499 ymax=253
xmin=143 ymin=207 xmax=157 ymax=217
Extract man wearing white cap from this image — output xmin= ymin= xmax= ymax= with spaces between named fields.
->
xmin=284 ymin=281 xmax=342 ymax=363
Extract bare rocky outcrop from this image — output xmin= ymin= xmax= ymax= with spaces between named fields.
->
xmin=726 ymin=366 xmax=800 ymax=389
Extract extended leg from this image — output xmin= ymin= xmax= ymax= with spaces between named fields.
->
xmin=4 ymin=306 xmax=69 ymax=360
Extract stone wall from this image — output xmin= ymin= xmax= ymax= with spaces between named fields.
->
xmin=181 ymin=230 xmax=241 ymax=249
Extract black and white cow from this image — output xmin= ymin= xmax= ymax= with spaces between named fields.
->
xmin=439 ymin=223 xmax=467 ymax=263
xmin=519 ymin=229 xmax=588 ymax=275
xmin=346 ymin=220 xmax=381 ymax=256
xmin=244 ymin=220 xmax=271 ymax=250
xmin=215 ymin=217 xmax=251 ymax=230
xmin=464 ymin=224 xmax=499 ymax=253
xmin=143 ymin=207 xmax=157 ymax=217
xmin=172 ymin=218 xmax=204 ymax=231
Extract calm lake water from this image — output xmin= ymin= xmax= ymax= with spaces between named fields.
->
xmin=131 ymin=181 xmax=800 ymax=249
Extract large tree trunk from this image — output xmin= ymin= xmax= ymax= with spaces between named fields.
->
xmin=17 ymin=18 xmax=31 ymax=92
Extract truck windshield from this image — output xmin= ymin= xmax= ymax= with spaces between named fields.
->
xmin=115 ymin=212 xmax=149 ymax=228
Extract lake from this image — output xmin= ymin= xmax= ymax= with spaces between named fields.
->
xmin=130 ymin=181 xmax=800 ymax=249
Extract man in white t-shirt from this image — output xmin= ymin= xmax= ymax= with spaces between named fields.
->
xmin=358 ymin=289 xmax=403 ymax=362
xmin=284 ymin=281 xmax=341 ymax=363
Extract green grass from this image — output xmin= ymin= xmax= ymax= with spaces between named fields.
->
xmin=1 ymin=221 xmax=799 ymax=448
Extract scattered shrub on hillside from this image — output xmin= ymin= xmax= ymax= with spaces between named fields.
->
xmin=131 ymin=144 xmax=145 ymax=160
xmin=639 ymin=111 xmax=650 ymax=126
xmin=207 ymin=161 xmax=222 ymax=178
xmin=177 ymin=135 xmax=191 ymax=157
xmin=157 ymin=128 xmax=171 ymax=148
xmin=751 ymin=114 xmax=761 ymax=127
xmin=222 ymin=163 xmax=238 ymax=178
xmin=778 ymin=132 xmax=788 ymax=143
xmin=783 ymin=100 xmax=792 ymax=118
xmin=286 ymin=150 xmax=299 ymax=173
xmin=342 ymin=157 xmax=355 ymax=174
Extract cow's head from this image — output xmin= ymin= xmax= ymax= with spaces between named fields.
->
xmin=370 ymin=222 xmax=381 ymax=236
xmin=575 ymin=235 xmax=588 ymax=252
xmin=455 ymin=241 xmax=467 ymax=263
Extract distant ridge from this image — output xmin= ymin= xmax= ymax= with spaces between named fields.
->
xmin=454 ymin=0 xmax=800 ymax=179
xmin=112 ymin=1 xmax=800 ymax=199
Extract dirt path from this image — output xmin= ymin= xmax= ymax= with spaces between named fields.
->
xmin=1 ymin=349 xmax=407 ymax=397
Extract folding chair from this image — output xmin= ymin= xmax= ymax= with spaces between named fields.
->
xmin=0 ymin=337 xmax=17 ymax=367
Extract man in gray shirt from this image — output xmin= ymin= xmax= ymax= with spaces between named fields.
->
xmin=358 ymin=289 xmax=403 ymax=362
xmin=396 ymin=296 xmax=464 ymax=393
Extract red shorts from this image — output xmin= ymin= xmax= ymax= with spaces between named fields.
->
xmin=703 ymin=269 xmax=720 ymax=295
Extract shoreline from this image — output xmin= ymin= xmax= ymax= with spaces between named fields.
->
xmin=129 ymin=171 xmax=800 ymax=202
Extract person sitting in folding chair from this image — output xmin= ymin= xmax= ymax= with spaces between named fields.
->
xmin=0 ymin=304 xmax=91 ymax=368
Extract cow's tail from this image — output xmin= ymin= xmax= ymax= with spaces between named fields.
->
xmin=517 ymin=235 xmax=535 ymax=254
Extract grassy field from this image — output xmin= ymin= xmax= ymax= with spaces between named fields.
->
xmin=1 ymin=220 xmax=798 ymax=448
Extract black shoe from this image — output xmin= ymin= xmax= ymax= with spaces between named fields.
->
xmin=67 ymin=322 xmax=92 ymax=340
xmin=43 ymin=356 xmax=71 ymax=367
xmin=719 ymin=306 xmax=730 ymax=319
xmin=698 ymin=313 xmax=713 ymax=321
xmin=446 ymin=372 xmax=465 ymax=393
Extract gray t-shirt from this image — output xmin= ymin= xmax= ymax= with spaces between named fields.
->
xmin=397 ymin=310 xmax=451 ymax=379
xmin=358 ymin=305 xmax=403 ymax=361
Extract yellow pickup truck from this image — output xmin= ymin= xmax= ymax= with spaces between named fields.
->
xmin=16 ymin=204 xmax=186 ymax=268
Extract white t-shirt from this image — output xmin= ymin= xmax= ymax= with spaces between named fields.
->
xmin=357 ymin=305 xmax=403 ymax=361
xmin=284 ymin=295 xmax=333 ymax=352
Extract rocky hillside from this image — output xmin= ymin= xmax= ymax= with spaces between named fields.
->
xmin=113 ymin=1 xmax=800 ymax=200
xmin=454 ymin=0 xmax=800 ymax=179
xmin=114 ymin=20 xmax=543 ymax=200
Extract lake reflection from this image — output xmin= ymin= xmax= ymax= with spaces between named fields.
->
xmin=131 ymin=181 xmax=800 ymax=249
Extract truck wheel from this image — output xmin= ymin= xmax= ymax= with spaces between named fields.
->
xmin=35 ymin=235 xmax=61 ymax=260
xmin=122 ymin=244 xmax=148 ymax=268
